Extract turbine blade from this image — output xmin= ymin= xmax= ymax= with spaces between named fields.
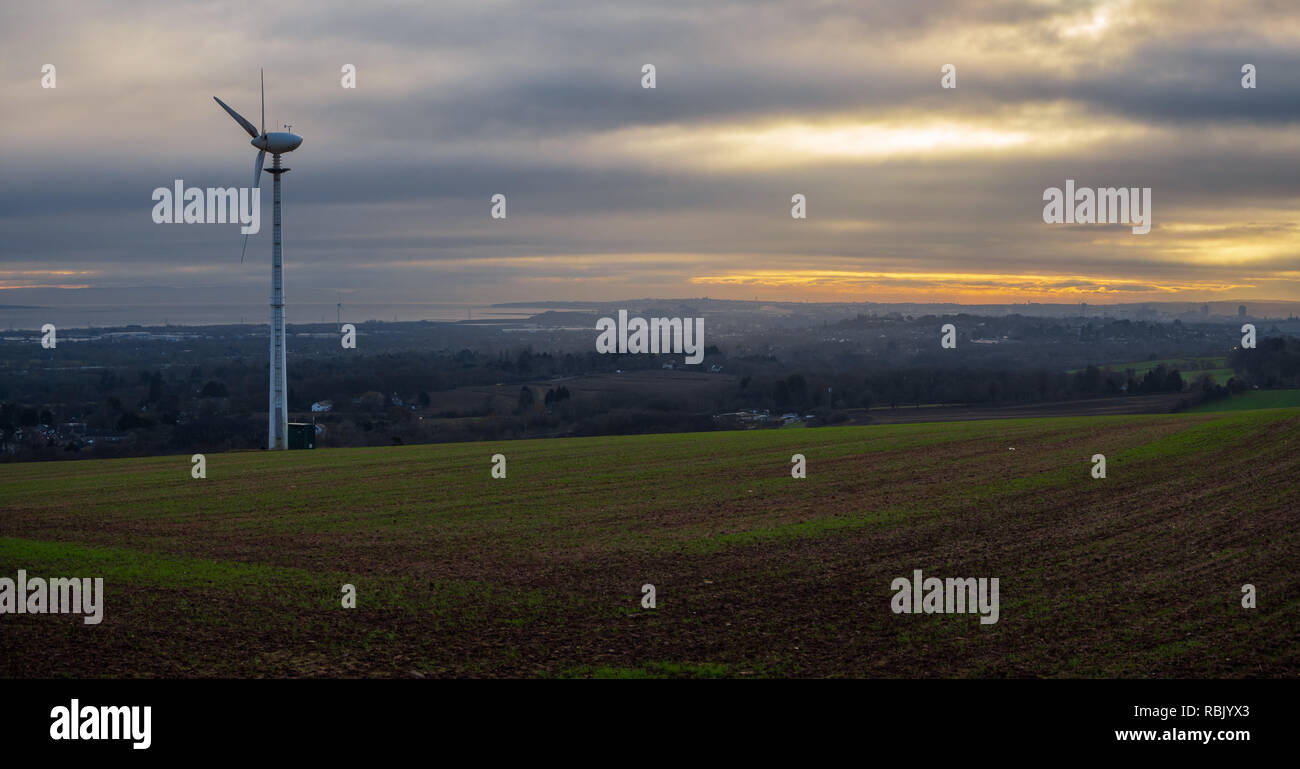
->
xmin=213 ymin=97 xmax=258 ymax=138
xmin=260 ymin=69 xmax=265 ymax=135
xmin=242 ymin=149 xmax=266 ymax=263
xmin=253 ymin=149 xmax=265 ymax=188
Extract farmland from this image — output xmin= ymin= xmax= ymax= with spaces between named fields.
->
xmin=1 ymin=408 xmax=1297 ymax=678
xmin=1069 ymin=356 xmax=1235 ymax=386
xmin=1190 ymin=389 xmax=1300 ymax=412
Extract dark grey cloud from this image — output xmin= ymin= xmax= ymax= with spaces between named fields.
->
xmin=2 ymin=0 xmax=1298 ymax=306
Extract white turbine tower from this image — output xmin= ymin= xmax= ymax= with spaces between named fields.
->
xmin=214 ymin=71 xmax=303 ymax=450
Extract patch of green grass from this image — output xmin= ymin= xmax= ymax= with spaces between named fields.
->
xmin=1189 ymin=389 xmax=1300 ymax=412
xmin=1068 ymin=356 xmax=1226 ymax=376
xmin=1169 ymin=368 xmax=1237 ymax=386
xmin=0 ymin=536 xmax=587 ymax=625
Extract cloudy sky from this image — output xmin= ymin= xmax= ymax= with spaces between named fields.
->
xmin=2 ymin=0 xmax=1298 ymax=309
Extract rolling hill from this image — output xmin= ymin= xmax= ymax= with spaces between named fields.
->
xmin=1 ymin=408 xmax=1297 ymax=678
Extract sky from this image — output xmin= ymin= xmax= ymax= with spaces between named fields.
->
xmin=2 ymin=0 xmax=1299 ymax=309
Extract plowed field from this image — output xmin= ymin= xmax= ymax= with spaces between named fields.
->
xmin=2 ymin=409 xmax=1296 ymax=677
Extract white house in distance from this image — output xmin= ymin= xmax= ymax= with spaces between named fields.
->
xmin=311 ymin=400 xmax=333 ymax=413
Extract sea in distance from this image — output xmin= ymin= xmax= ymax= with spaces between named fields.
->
xmin=0 ymin=303 xmax=549 ymax=331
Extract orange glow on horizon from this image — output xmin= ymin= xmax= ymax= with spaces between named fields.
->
xmin=687 ymin=269 xmax=1280 ymax=304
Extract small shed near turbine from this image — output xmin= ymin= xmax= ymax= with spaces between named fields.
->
xmin=287 ymin=422 xmax=316 ymax=450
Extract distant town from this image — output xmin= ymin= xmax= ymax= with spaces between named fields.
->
xmin=3 ymin=298 xmax=1298 ymax=460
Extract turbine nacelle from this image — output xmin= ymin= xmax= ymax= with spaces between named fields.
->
xmin=253 ymin=132 xmax=303 ymax=154
xmin=214 ymin=72 xmax=304 ymax=263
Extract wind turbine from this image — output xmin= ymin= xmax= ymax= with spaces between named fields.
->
xmin=214 ymin=71 xmax=303 ymax=450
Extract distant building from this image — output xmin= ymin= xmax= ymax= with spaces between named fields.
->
xmin=1239 ymin=305 xmax=1247 ymax=318
xmin=712 ymin=409 xmax=772 ymax=427
xmin=310 ymin=400 xmax=333 ymax=413
xmin=1201 ymin=304 xmax=1209 ymax=316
